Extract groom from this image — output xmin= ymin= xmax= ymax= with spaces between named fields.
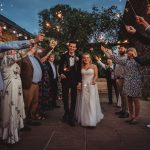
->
xmin=59 ymin=41 xmax=81 ymax=126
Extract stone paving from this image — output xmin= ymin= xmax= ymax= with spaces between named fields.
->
xmin=0 ymin=79 xmax=150 ymax=150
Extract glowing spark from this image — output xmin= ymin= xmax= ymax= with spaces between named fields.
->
xmin=13 ymin=30 xmax=16 ymax=34
xmin=116 ymin=13 xmax=121 ymax=18
xmin=123 ymin=40 xmax=128 ymax=43
xmin=45 ymin=21 xmax=51 ymax=28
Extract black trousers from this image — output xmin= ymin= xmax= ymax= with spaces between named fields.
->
xmin=62 ymin=80 xmax=77 ymax=120
xmin=51 ymin=79 xmax=58 ymax=107
xmin=107 ymin=79 xmax=119 ymax=103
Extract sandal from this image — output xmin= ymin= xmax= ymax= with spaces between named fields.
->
xmin=125 ymin=118 xmax=133 ymax=123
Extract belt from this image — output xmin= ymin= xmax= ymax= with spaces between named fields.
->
xmin=32 ymin=82 xmax=39 ymax=85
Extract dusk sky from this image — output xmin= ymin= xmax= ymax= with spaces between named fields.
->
xmin=0 ymin=0 xmax=126 ymax=34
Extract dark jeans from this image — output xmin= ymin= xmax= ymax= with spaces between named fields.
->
xmin=107 ymin=79 xmax=119 ymax=103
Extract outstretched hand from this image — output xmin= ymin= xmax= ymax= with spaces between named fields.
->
xmin=100 ymin=45 xmax=106 ymax=52
xmin=34 ymin=33 xmax=45 ymax=43
xmin=100 ymin=45 xmax=112 ymax=55
xmin=125 ymin=25 xmax=136 ymax=34
xmin=94 ymin=55 xmax=101 ymax=62
xmin=135 ymin=16 xmax=149 ymax=29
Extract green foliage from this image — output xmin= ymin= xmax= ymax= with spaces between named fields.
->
xmin=38 ymin=4 xmax=121 ymax=53
xmin=38 ymin=4 xmax=121 ymax=77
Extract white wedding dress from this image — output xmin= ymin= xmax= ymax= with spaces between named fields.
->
xmin=76 ymin=68 xmax=104 ymax=127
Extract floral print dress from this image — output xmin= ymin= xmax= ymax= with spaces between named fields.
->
xmin=112 ymin=55 xmax=142 ymax=97
xmin=0 ymin=54 xmax=25 ymax=144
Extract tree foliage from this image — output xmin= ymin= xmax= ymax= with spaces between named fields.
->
xmin=38 ymin=4 xmax=121 ymax=53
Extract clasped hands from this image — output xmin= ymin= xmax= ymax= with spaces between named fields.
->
xmin=77 ymin=81 xmax=96 ymax=91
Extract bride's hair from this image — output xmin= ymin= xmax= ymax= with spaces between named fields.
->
xmin=82 ymin=52 xmax=92 ymax=66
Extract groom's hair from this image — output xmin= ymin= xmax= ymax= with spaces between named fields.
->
xmin=69 ymin=40 xmax=77 ymax=45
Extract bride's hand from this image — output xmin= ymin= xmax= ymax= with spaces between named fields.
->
xmin=91 ymin=80 xmax=96 ymax=85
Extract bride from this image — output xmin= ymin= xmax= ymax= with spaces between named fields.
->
xmin=76 ymin=53 xmax=103 ymax=127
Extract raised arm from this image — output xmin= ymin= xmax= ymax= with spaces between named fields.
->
xmin=100 ymin=45 xmax=127 ymax=66
xmin=0 ymin=33 xmax=45 ymax=53
xmin=0 ymin=40 xmax=31 ymax=52
xmin=92 ymin=64 xmax=98 ymax=85
xmin=134 ymin=57 xmax=150 ymax=66
xmin=125 ymin=25 xmax=150 ymax=45
xmin=95 ymin=56 xmax=107 ymax=70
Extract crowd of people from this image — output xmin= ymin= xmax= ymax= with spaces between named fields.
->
xmin=0 ymin=8 xmax=150 ymax=146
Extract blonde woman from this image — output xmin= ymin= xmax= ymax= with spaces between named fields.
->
xmin=101 ymin=46 xmax=142 ymax=124
xmin=76 ymin=53 xmax=103 ymax=127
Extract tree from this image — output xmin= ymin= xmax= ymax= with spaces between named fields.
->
xmin=38 ymin=4 xmax=121 ymax=54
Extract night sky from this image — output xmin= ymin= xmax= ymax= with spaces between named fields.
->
xmin=0 ymin=0 xmax=126 ymax=34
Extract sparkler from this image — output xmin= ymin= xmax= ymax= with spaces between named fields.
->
xmin=127 ymin=0 xmax=137 ymax=16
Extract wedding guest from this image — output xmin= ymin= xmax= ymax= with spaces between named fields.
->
xmin=95 ymin=56 xmax=119 ymax=104
xmin=114 ymin=46 xmax=129 ymax=118
xmin=20 ymin=46 xmax=43 ymax=125
xmin=0 ymin=50 xmax=25 ymax=144
xmin=38 ymin=39 xmax=57 ymax=117
xmin=38 ymin=60 xmax=52 ymax=119
xmin=101 ymin=46 xmax=142 ymax=124
xmin=125 ymin=23 xmax=150 ymax=65
xmin=46 ymin=54 xmax=60 ymax=108
xmin=58 ymin=41 xmax=81 ymax=126
xmin=76 ymin=53 xmax=103 ymax=127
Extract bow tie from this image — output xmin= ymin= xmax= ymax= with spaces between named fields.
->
xmin=69 ymin=55 xmax=74 ymax=58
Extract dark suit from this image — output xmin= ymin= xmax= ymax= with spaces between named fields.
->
xmin=58 ymin=52 xmax=81 ymax=121
xmin=105 ymin=66 xmax=119 ymax=104
xmin=45 ymin=60 xmax=58 ymax=107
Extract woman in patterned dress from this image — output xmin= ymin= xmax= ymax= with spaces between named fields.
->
xmin=38 ymin=61 xmax=52 ymax=118
xmin=0 ymin=50 xmax=25 ymax=144
xmin=101 ymin=46 xmax=142 ymax=124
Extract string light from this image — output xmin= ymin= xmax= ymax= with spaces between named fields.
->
xmin=116 ymin=12 xmax=126 ymax=25
xmin=3 ymin=25 xmax=6 ymax=29
xmin=13 ymin=30 xmax=16 ymax=34
xmin=24 ymin=36 xmax=28 ymax=39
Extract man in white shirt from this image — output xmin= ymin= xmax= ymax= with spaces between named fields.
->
xmin=46 ymin=54 xmax=60 ymax=108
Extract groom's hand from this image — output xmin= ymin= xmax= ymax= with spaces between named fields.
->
xmin=60 ymin=74 xmax=66 ymax=79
